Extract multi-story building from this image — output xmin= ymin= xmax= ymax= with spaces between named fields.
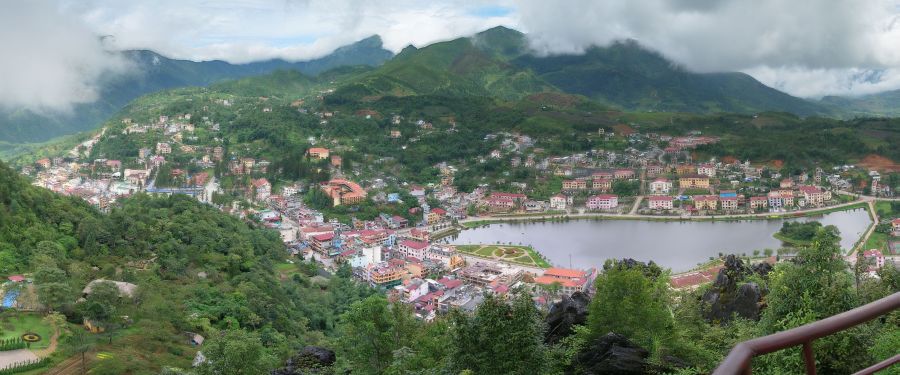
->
xmin=679 ymin=174 xmax=710 ymax=189
xmin=586 ymin=194 xmax=618 ymax=210
xmin=562 ymin=179 xmax=588 ymax=190
xmin=648 ymin=195 xmax=674 ymax=210
xmin=697 ymin=163 xmax=716 ymax=177
xmin=749 ymin=196 xmax=768 ymax=210
xmin=693 ymin=195 xmax=718 ymax=210
xmin=156 ymin=142 xmax=171 ymax=154
xmin=533 ymin=267 xmax=596 ymax=295
xmin=550 ymin=194 xmax=568 ymax=210
xmin=592 ymin=178 xmax=612 ymax=192
xmin=798 ymin=185 xmax=830 ymax=206
xmin=649 ymin=178 xmax=672 ymax=195
xmin=397 ymin=240 xmax=430 ymax=259
xmin=720 ymin=196 xmax=738 ymax=211
xmin=252 ymin=178 xmax=271 ymax=201
xmin=307 ymin=147 xmax=330 ymax=159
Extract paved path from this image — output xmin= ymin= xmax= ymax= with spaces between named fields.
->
xmin=0 ymin=349 xmax=39 ymax=368
xmin=629 ymin=196 xmax=643 ymax=215
xmin=849 ymin=200 xmax=879 ymax=257
xmin=461 ymin=198 xmax=872 ymax=224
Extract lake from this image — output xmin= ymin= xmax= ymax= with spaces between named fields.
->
xmin=446 ymin=208 xmax=872 ymax=272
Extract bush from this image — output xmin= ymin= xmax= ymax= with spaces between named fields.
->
xmin=0 ymin=358 xmax=49 ymax=374
xmin=0 ymin=337 xmax=26 ymax=352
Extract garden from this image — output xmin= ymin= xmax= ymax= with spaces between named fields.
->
xmin=455 ymin=244 xmax=552 ymax=268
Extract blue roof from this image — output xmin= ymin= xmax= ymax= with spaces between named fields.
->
xmin=720 ymin=192 xmax=738 ymax=198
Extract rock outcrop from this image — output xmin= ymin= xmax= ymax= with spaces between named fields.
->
xmin=702 ymin=255 xmax=766 ymax=322
xmin=544 ymin=291 xmax=590 ymax=344
xmin=271 ymin=346 xmax=336 ymax=375
xmin=574 ymin=333 xmax=651 ymax=374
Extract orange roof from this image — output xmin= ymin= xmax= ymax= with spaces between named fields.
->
xmin=534 ymin=276 xmax=583 ymax=288
xmin=543 ymin=267 xmax=586 ymax=279
xmin=308 ymin=147 xmax=329 ymax=153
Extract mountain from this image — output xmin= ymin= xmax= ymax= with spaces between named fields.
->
xmin=819 ymin=89 xmax=900 ymax=117
xmin=327 ymin=26 xmax=830 ymax=117
xmin=0 ymin=36 xmax=393 ymax=145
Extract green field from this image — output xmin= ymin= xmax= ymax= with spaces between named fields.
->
xmin=455 ymin=244 xmax=551 ymax=268
xmin=0 ymin=313 xmax=54 ymax=350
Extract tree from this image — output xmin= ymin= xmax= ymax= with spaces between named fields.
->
xmin=81 ymin=281 xmax=122 ymax=343
xmin=448 ymin=293 xmax=546 ymax=374
xmin=68 ymin=328 xmax=93 ymax=375
xmin=335 ymin=295 xmax=415 ymax=374
xmin=196 ymin=329 xmax=275 ymax=375
xmin=587 ymin=260 xmax=673 ymax=353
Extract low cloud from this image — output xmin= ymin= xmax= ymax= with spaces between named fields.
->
xmin=0 ymin=0 xmax=132 ymax=113
xmin=513 ymin=0 xmax=900 ymax=97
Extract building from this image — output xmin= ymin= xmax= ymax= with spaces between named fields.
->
xmin=550 ymin=194 xmax=568 ymax=210
xmin=586 ymin=194 xmax=618 ymax=210
xmin=862 ymin=250 xmax=886 ymax=272
xmin=798 ymin=185 xmax=830 ymax=206
xmin=484 ymin=192 xmax=527 ymax=213
xmin=156 ymin=142 xmax=172 ymax=154
xmin=367 ymin=263 xmax=403 ymax=287
xmin=720 ymin=196 xmax=738 ymax=211
xmin=592 ymin=178 xmax=612 ymax=192
xmin=749 ymin=196 xmax=768 ymax=210
xmin=252 ymin=178 xmax=271 ymax=201
xmin=322 ymin=179 xmax=367 ymax=206
xmin=310 ymin=232 xmax=335 ymax=254
xmin=697 ymin=164 xmax=717 ymax=177
xmin=648 ymin=195 xmax=674 ymax=210
xmin=397 ymin=240 xmax=430 ymax=259
xmin=533 ymin=268 xmax=596 ymax=295
xmin=649 ymin=178 xmax=672 ymax=195
xmin=645 ymin=164 xmax=665 ymax=177
xmin=307 ymin=147 xmax=330 ymax=159
xmin=693 ymin=195 xmax=718 ymax=210
xmin=562 ymin=179 xmax=588 ymax=191
xmin=330 ymin=155 xmax=342 ymax=168
xmin=457 ymin=263 xmax=523 ymax=287
xmin=614 ymin=169 xmax=635 ymax=179
xmin=780 ymin=178 xmax=794 ymax=189
xmin=676 ymin=164 xmax=696 ymax=175
xmin=679 ymin=174 xmax=710 ymax=189
xmin=892 ymin=218 xmax=900 ymax=236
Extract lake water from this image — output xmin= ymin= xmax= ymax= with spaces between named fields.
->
xmin=446 ymin=208 xmax=872 ymax=272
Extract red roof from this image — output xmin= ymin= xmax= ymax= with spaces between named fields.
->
xmin=399 ymin=240 xmax=429 ymax=250
xmin=693 ymin=195 xmax=717 ymax=202
xmin=7 ymin=275 xmax=25 ymax=282
xmin=649 ymin=195 xmax=673 ymax=201
xmin=441 ymin=279 xmax=463 ymax=289
xmin=592 ymin=194 xmax=617 ymax=200
xmin=252 ymin=178 xmax=270 ymax=188
xmin=431 ymin=208 xmax=447 ymax=215
xmin=892 ymin=218 xmax=900 ymax=225
xmin=543 ymin=268 xmax=586 ymax=279
xmin=798 ymin=185 xmax=822 ymax=194
xmin=750 ymin=196 xmax=767 ymax=201
xmin=312 ymin=233 xmax=334 ymax=241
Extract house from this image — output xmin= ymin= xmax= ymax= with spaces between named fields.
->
xmin=676 ymin=165 xmax=696 ymax=175
xmin=679 ymin=174 xmax=710 ymax=189
xmin=648 ymin=195 xmax=673 ymax=210
xmin=697 ymin=164 xmax=716 ymax=177
xmin=82 ymin=279 xmax=138 ymax=298
xmin=798 ymin=186 xmax=830 ymax=206
xmin=310 ymin=232 xmax=335 ymax=254
xmin=36 ymin=158 xmax=51 ymax=169
xmin=156 ymin=142 xmax=172 ymax=154
xmin=645 ymin=164 xmax=664 ymax=177
xmin=749 ymin=196 xmax=768 ymax=210
xmin=862 ymin=250 xmax=886 ymax=272
xmin=893 ymin=218 xmax=900 ymax=236
xmin=614 ymin=169 xmax=635 ymax=179
xmin=780 ymin=178 xmax=794 ymax=189
xmin=252 ymin=178 xmax=271 ymax=201
xmin=562 ymin=179 xmax=588 ymax=191
xmin=533 ymin=268 xmax=596 ymax=295
xmin=720 ymin=196 xmax=738 ymax=211
xmin=550 ymin=194 xmax=568 ymax=211
xmin=307 ymin=147 xmax=330 ymax=159
xmin=330 ymin=155 xmax=342 ymax=168
xmin=692 ymin=195 xmax=718 ymax=210
xmin=322 ymin=179 xmax=367 ymax=206
xmin=587 ymin=194 xmax=618 ymax=210
xmin=390 ymin=130 xmax=401 ymax=138
xmin=427 ymin=208 xmax=447 ymax=224
xmin=485 ymin=192 xmax=527 ymax=213
xmin=397 ymin=240 xmax=430 ymax=259
xmin=649 ymin=178 xmax=672 ymax=195
xmin=592 ymin=178 xmax=613 ymax=192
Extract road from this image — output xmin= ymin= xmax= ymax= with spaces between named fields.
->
xmin=460 ymin=196 xmax=873 ymax=224
xmin=629 ymin=196 xmax=643 ymax=215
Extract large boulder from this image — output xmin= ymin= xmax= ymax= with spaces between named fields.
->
xmin=271 ymin=346 xmax=336 ymax=375
xmin=573 ymin=333 xmax=651 ymax=374
xmin=544 ymin=291 xmax=590 ymax=344
xmin=702 ymin=255 xmax=765 ymax=322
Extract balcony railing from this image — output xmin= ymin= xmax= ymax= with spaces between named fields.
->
xmin=714 ymin=292 xmax=900 ymax=375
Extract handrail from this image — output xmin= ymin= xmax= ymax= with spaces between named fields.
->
xmin=714 ymin=292 xmax=900 ymax=375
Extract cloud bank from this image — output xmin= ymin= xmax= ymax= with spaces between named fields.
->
xmin=0 ymin=0 xmax=132 ymax=113
xmin=513 ymin=0 xmax=900 ymax=97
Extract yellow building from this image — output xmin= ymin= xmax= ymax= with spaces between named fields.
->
xmin=679 ymin=174 xmax=710 ymax=189
xmin=693 ymin=195 xmax=718 ymax=210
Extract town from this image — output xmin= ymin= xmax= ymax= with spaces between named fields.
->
xmin=18 ymin=104 xmax=900 ymax=320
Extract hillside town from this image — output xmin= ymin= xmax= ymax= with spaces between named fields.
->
xmin=19 ymin=108 xmax=900 ymax=317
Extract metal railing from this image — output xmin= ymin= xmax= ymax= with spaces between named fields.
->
xmin=713 ymin=292 xmax=900 ymax=375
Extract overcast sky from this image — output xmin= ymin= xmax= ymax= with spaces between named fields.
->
xmin=3 ymin=0 xmax=900 ymax=113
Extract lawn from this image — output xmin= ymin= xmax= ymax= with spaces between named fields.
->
xmin=0 ymin=313 xmax=54 ymax=350
xmin=455 ymin=244 xmax=551 ymax=268
xmin=864 ymin=231 xmax=889 ymax=253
